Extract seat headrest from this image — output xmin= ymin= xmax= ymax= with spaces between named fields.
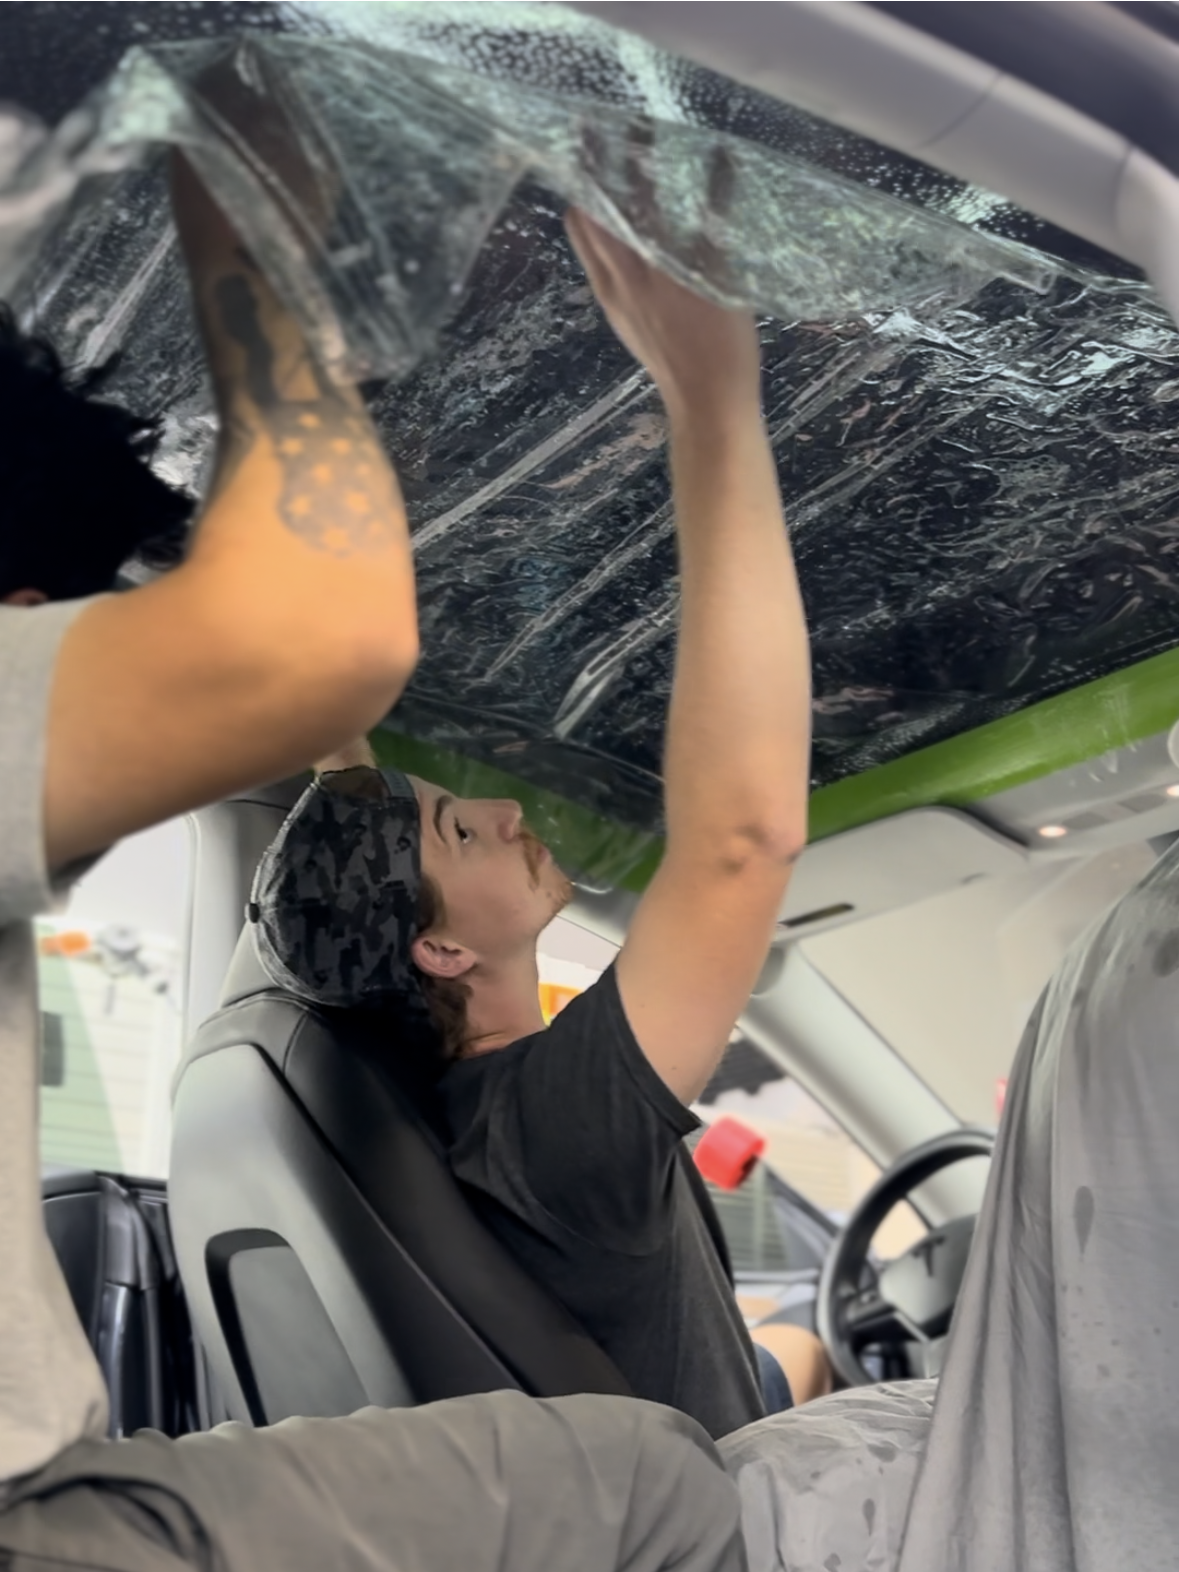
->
xmin=219 ymin=923 xmax=280 ymax=1009
xmin=202 ymin=921 xmax=452 ymax=1148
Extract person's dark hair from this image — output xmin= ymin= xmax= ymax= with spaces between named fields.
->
xmin=0 ymin=303 xmax=193 ymax=601
xmin=413 ymin=870 xmax=472 ymax=1064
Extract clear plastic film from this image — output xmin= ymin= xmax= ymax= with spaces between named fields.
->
xmin=1 ymin=11 xmax=1051 ymax=383
xmin=2 ymin=3 xmax=1178 ymax=875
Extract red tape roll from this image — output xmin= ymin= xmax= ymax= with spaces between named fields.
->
xmin=694 ymin=1116 xmax=766 ymax=1190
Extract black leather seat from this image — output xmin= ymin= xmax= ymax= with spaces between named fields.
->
xmin=169 ymin=927 xmax=632 ymax=1426
xmin=43 ymin=1166 xmax=198 ymax=1437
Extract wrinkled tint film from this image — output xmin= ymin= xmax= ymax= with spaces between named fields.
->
xmin=2 ymin=2 xmax=1177 ymax=879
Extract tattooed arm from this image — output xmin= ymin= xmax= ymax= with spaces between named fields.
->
xmin=42 ymin=155 xmax=419 ymax=868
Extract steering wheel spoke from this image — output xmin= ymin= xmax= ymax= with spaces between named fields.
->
xmin=837 ymin=1284 xmax=902 ymax=1349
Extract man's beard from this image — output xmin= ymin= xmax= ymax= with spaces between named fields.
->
xmin=550 ymin=866 xmax=574 ymax=914
xmin=520 ymin=824 xmax=549 ymax=885
xmin=521 ymin=824 xmax=573 ymax=912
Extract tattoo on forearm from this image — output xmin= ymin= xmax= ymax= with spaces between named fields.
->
xmin=211 ymin=271 xmax=390 ymax=556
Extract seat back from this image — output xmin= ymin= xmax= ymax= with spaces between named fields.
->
xmin=170 ymin=927 xmax=631 ymax=1424
xmin=43 ymin=1167 xmax=199 ymax=1437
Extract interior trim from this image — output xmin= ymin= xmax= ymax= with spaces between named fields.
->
xmin=1116 ymin=3 xmax=1179 ymax=50
xmin=874 ymin=3 xmax=1179 ymax=174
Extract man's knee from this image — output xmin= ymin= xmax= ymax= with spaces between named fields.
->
xmin=169 ymin=1392 xmax=744 ymax=1572
xmin=535 ymin=1390 xmax=730 ymax=1490
xmin=749 ymin=1324 xmax=834 ymax=1406
xmin=578 ymin=1398 xmax=745 ymax=1572
xmin=420 ymin=1392 xmax=746 ymax=1572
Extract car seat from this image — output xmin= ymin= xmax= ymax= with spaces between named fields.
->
xmin=43 ymin=1167 xmax=196 ymax=1436
xmin=169 ymin=925 xmax=633 ymax=1424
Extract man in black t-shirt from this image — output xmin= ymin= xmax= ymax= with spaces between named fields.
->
xmin=252 ymin=209 xmax=828 ymax=1439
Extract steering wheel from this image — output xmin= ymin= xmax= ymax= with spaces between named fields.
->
xmin=816 ymin=1127 xmax=995 ymax=1388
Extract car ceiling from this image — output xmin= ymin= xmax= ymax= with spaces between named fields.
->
xmin=5 ymin=0 xmax=1179 ymax=889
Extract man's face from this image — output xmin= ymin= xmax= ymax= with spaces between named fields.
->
xmin=409 ymin=777 xmax=573 ymax=966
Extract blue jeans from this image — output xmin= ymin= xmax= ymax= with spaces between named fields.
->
xmin=753 ymin=1342 xmax=794 ymax=1415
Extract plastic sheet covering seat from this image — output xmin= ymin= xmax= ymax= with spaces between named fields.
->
xmin=4 ymin=4 xmax=1179 ymax=882
xmin=720 ymin=841 xmax=1179 ymax=1571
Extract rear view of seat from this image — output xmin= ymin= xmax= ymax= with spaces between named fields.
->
xmin=169 ymin=927 xmax=631 ymax=1425
xmin=43 ymin=1168 xmax=197 ymax=1437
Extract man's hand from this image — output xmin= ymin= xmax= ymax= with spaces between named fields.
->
xmin=564 ymin=209 xmax=760 ymax=427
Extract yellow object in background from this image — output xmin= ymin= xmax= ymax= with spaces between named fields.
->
xmin=539 ymin=981 xmax=580 ymax=1024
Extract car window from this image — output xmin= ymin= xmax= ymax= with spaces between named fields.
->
xmin=695 ymin=1052 xmax=927 ymax=1264
xmin=803 ymin=841 xmax=1156 ymax=1125
xmin=539 ymin=918 xmax=927 ymax=1265
xmin=38 ymin=817 xmax=192 ymax=1178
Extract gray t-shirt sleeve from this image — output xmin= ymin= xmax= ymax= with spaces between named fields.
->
xmin=0 ymin=598 xmax=99 ymax=923
xmin=0 ymin=595 xmax=112 ymax=1490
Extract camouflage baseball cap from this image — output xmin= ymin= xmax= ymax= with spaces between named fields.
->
xmin=248 ymin=764 xmax=426 ymax=1014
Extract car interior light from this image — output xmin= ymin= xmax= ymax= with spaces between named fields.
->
xmin=1037 ymin=825 xmax=1069 ymax=839
xmin=1166 ymin=784 xmax=1179 ymax=798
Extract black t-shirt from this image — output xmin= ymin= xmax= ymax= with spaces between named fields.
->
xmin=440 ymin=964 xmax=767 ymax=1440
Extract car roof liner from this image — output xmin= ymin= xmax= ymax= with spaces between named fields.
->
xmin=3 ymin=1 xmax=1179 ymax=882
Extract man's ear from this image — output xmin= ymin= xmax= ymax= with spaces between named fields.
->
xmin=411 ymin=931 xmax=476 ymax=981
xmin=3 ymin=588 xmax=48 ymax=607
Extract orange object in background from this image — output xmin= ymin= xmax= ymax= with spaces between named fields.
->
xmin=694 ymin=1116 xmax=766 ymax=1190
xmin=539 ymin=981 xmax=580 ymax=1024
xmin=38 ymin=930 xmax=91 ymax=958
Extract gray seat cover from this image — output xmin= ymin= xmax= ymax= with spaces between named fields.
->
xmin=722 ymin=842 xmax=1179 ymax=1571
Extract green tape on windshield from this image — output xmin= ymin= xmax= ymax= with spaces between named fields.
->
xmin=808 ymin=644 xmax=1179 ymax=841
xmin=375 ymin=643 xmax=1179 ymax=892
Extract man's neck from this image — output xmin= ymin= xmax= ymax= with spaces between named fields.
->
xmin=462 ymin=947 xmax=546 ymax=1055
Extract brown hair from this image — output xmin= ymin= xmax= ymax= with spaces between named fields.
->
xmin=413 ymin=871 xmax=472 ymax=1063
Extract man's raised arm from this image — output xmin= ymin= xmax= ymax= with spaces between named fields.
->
xmin=43 ymin=154 xmax=418 ymax=869
xmin=567 ymin=211 xmax=811 ymax=1106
